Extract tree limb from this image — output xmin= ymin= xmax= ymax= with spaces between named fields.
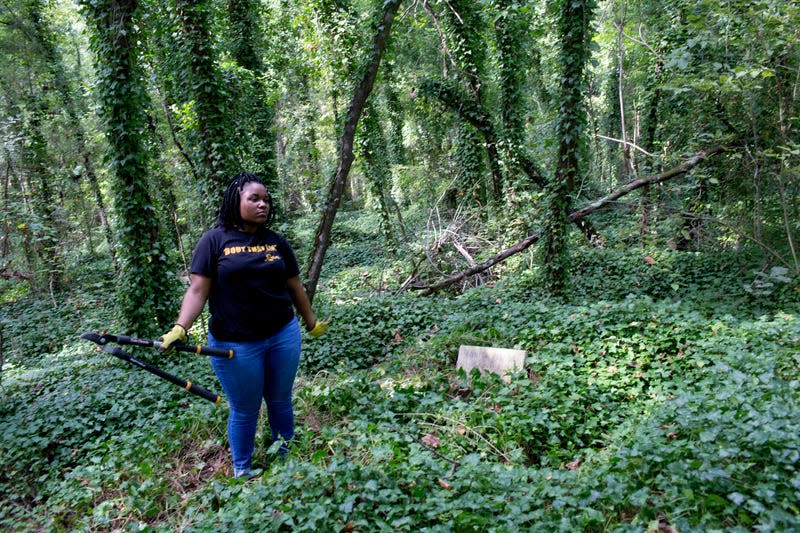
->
xmin=0 ymin=268 xmax=33 ymax=282
xmin=419 ymin=78 xmax=602 ymax=245
xmin=420 ymin=79 xmax=547 ymax=188
xmin=568 ymin=144 xmax=728 ymax=221
xmin=413 ymin=143 xmax=732 ymax=295
xmin=596 ymin=134 xmax=656 ymax=157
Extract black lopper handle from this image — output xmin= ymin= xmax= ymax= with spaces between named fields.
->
xmin=81 ymin=332 xmax=233 ymax=358
xmin=182 ymin=381 xmax=222 ymax=404
xmin=103 ymin=345 xmax=221 ymax=404
xmin=170 ymin=342 xmax=233 ymax=359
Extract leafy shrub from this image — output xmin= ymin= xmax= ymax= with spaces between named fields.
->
xmin=302 ymin=293 xmax=442 ymax=372
xmin=0 ymin=261 xmax=116 ymax=367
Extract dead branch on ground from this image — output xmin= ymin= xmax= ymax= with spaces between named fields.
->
xmin=412 ymin=144 xmax=732 ymax=295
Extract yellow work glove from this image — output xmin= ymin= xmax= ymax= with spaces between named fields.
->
xmin=159 ymin=324 xmax=188 ymax=352
xmin=308 ymin=318 xmax=330 ymax=338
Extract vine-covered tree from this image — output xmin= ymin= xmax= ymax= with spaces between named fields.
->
xmin=492 ymin=0 xmax=530 ymax=195
xmin=173 ymin=0 xmax=239 ymax=222
xmin=541 ymin=0 xmax=597 ymax=294
xmin=24 ymin=0 xmax=115 ymax=267
xmin=226 ymin=0 xmax=279 ymax=207
xmin=304 ymin=0 xmax=403 ymax=302
xmin=356 ymin=101 xmax=407 ymax=245
xmin=0 ymin=0 xmax=796 ymax=324
xmin=80 ymin=0 xmax=176 ymax=335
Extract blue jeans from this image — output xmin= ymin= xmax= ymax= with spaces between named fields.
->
xmin=209 ymin=318 xmax=301 ymax=474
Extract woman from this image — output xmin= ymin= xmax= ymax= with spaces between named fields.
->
xmin=160 ymin=172 xmax=327 ymax=478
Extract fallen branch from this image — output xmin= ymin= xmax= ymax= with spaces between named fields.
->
xmin=413 ymin=144 xmax=732 ymax=295
xmin=0 ymin=268 xmax=33 ymax=282
xmin=569 ymin=145 xmax=728 ymax=221
xmin=413 ymin=233 xmax=541 ymax=295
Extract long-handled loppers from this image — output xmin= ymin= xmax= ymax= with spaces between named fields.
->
xmin=81 ymin=332 xmax=230 ymax=404
xmin=81 ymin=332 xmax=233 ymax=358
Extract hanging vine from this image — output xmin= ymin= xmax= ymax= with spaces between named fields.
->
xmin=226 ymin=0 xmax=279 ymax=214
xmin=424 ymin=0 xmax=503 ymax=199
xmin=17 ymin=102 xmax=63 ymax=295
xmin=452 ymin=122 xmax=488 ymax=204
xmin=356 ymin=103 xmax=395 ymax=245
xmin=380 ymin=59 xmax=406 ymax=166
xmin=492 ymin=0 xmax=528 ymax=194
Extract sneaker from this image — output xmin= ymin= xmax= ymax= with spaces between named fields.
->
xmin=233 ymin=467 xmax=263 ymax=480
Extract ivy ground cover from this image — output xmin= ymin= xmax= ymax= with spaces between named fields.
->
xmin=1 ymin=233 xmax=798 ymax=532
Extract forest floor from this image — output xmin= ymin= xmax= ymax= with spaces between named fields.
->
xmin=1 ymin=210 xmax=798 ymax=532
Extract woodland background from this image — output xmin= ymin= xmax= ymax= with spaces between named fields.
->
xmin=1 ymin=0 xmax=799 ymax=531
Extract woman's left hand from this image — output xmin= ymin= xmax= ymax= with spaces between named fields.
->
xmin=308 ymin=318 xmax=330 ymax=337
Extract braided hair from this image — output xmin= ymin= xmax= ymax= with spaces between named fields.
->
xmin=216 ymin=172 xmax=275 ymax=229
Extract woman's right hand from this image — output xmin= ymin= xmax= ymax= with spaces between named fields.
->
xmin=159 ymin=324 xmax=188 ymax=352
xmin=162 ymin=274 xmax=212 ymax=353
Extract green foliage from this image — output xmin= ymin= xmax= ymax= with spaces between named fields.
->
xmin=2 ymin=205 xmax=799 ymax=530
xmin=0 ymin=346 xmax=224 ymax=531
xmin=303 ymin=291 xmax=441 ymax=372
xmin=451 ymin=122 xmax=487 ymax=202
xmin=589 ymin=0 xmax=800 ymax=263
xmin=172 ymin=0 xmax=240 ymax=220
xmin=0 ymin=288 xmax=105 ymax=367
xmin=355 ymin=103 xmax=395 ymax=244
xmin=2 ymin=0 xmax=800 ymax=528
xmin=569 ymin=246 xmax=777 ymax=302
xmin=226 ymin=0 xmax=264 ymax=72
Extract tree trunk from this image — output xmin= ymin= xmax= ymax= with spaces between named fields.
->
xmin=22 ymin=104 xmax=65 ymax=293
xmin=422 ymin=80 xmax=546 ymax=189
xmin=304 ymin=0 xmax=403 ymax=303
xmin=639 ymin=84 xmax=661 ymax=244
xmin=2 ymin=153 xmax=38 ymax=284
xmin=425 ymin=0 xmax=503 ymax=200
xmin=39 ymin=0 xmax=113 ymax=264
xmin=25 ymin=0 xmax=116 ymax=268
xmin=175 ymin=0 xmax=238 ymax=223
xmin=359 ymin=104 xmax=399 ymax=245
xmin=381 ymin=61 xmax=406 ymax=166
xmin=1 ymin=158 xmax=9 ymax=261
xmin=614 ymin=6 xmax=635 ymax=181
xmin=542 ymin=0 xmax=597 ymax=295
xmin=494 ymin=0 xmax=527 ymax=193
xmin=227 ymin=0 xmax=279 ymax=211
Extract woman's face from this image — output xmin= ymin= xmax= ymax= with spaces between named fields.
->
xmin=239 ymin=181 xmax=269 ymax=231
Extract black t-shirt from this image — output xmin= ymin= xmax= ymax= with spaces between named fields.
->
xmin=190 ymin=226 xmax=301 ymax=341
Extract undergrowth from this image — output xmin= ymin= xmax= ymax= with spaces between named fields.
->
xmin=1 ymin=209 xmax=798 ymax=532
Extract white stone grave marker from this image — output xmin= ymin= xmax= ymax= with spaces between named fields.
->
xmin=456 ymin=345 xmax=527 ymax=383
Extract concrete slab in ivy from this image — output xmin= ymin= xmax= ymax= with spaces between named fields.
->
xmin=456 ymin=345 xmax=527 ymax=383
